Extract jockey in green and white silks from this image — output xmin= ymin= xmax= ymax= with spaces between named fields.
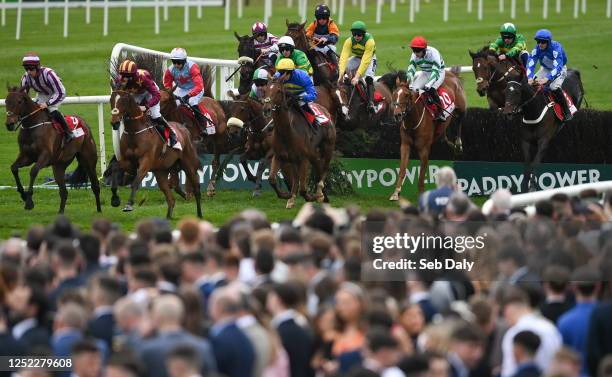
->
xmin=406 ymin=36 xmax=445 ymax=120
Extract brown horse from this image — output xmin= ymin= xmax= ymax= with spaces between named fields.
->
xmin=262 ymin=77 xmax=336 ymax=208
xmin=469 ymin=47 xmax=517 ymax=109
xmin=333 ymin=76 xmax=394 ymax=130
xmin=285 ymin=20 xmax=337 ymax=86
xmin=5 ymin=86 xmax=101 ymax=214
xmin=159 ymin=89 xmax=239 ymax=197
xmin=389 ymin=72 xmax=466 ymax=200
xmin=109 ymin=90 xmax=202 ymax=219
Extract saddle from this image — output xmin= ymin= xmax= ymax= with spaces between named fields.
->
xmin=354 ymin=83 xmax=385 ymax=114
xmin=547 ymin=90 xmax=577 ymax=122
xmin=52 ymin=115 xmax=86 ymax=139
xmin=178 ymin=103 xmax=216 ymax=135
xmin=161 ymin=124 xmax=184 ymax=150
xmin=300 ymin=103 xmax=330 ymax=129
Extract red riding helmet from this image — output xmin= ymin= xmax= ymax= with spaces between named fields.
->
xmin=410 ymin=36 xmax=427 ymax=49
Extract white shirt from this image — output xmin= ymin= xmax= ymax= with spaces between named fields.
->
xmin=12 ymin=318 xmax=37 ymax=340
xmin=501 ymin=313 xmax=562 ymax=377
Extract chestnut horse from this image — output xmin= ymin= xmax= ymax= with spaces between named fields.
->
xmin=262 ymin=78 xmax=336 ymax=208
xmin=159 ymin=89 xmax=240 ymax=197
xmin=389 ymin=72 xmax=466 ymax=200
xmin=5 ymin=86 xmax=101 ymax=214
xmin=109 ymin=90 xmax=202 ymax=219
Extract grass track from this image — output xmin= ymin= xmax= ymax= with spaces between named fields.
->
xmin=0 ymin=0 xmax=609 ymax=236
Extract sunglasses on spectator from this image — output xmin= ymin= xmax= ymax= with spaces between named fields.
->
xmin=24 ymin=66 xmax=37 ymax=71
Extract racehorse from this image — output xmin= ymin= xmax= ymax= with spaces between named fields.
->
xmin=388 ymin=72 xmax=467 ymax=199
xmin=285 ymin=20 xmax=337 ymax=86
xmin=333 ymin=76 xmax=394 ymax=130
xmin=502 ymin=66 xmax=584 ymax=192
xmin=5 ymin=86 xmax=101 ymax=214
xmin=469 ymin=47 xmax=524 ymax=110
xmin=159 ymin=89 xmax=238 ymax=197
xmin=109 ymin=89 xmax=202 ymax=219
xmin=234 ymin=32 xmax=272 ymax=95
xmin=261 ymin=78 xmax=336 ymax=208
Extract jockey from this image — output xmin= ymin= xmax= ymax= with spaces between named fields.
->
xmin=337 ymin=20 xmax=377 ymax=113
xmin=527 ymin=29 xmax=572 ymax=120
xmin=406 ymin=36 xmax=446 ymax=121
xmin=489 ymin=22 xmax=529 ymax=66
xmin=275 ymin=36 xmax=314 ymax=75
xmin=305 ymin=4 xmax=340 ymax=65
xmin=117 ymin=59 xmax=178 ymax=147
xmin=162 ymin=47 xmax=214 ymax=134
xmin=20 ymin=53 xmax=73 ymax=143
xmin=249 ymin=67 xmax=270 ymax=101
xmin=252 ymin=22 xmax=279 ymax=66
xmin=275 ymin=58 xmax=326 ymax=128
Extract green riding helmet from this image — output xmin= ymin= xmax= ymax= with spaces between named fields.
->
xmin=350 ymin=20 xmax=367 ymax=33
xmin=500 ymin=22 xmax=517 ymax=38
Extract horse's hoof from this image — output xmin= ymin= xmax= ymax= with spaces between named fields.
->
xmin=279 ymin=192 xmax=292 ymax=199
xmin=24 ymin=201 xmax=34 ymax=210
xmin=19 ymin=192 xmax=27 ymax=202
xmin=111 ymin=196 xmax=121 ymax=207
xmin=122 ymin=204 xmax=133 ymax=212
xmin=389 ymin=192 xmax=400 ymax=201
xmin=286 ymin=198 xmax=296 ymax=209
xmin=252 ymin=190 xmax=262 ymax=198
xmin=206 ymin=190 xmax=215 ymax=197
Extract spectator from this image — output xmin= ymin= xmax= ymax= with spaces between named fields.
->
xmin=333 ymin=282 xmax=367 ymax=361
xmin=71 ymin=339 xmax=103 ymax=377
xmin=88 ymin=275 xmax=123 ymax=350
xmin=49 ymin=241 xmax=84 ymax=305
xmin=208 ymin=285 xmax=255 ymax=377
xmin=511 ymin=331 xmax=542 ymax=377
xmin=6 ymin=284 xmax=50 ymax=349
xmin=549 ymin=348 xmax=581 ymax=377
xmin=419 ymin=166 xmax=457 ymax=217
xmin=362 ymin=328 xmax=404 ymax=377
xmin=540 ymin=265 xmax=574 ymax=324
xmin=501 ymin=288 xmax=562 ymax=377
xmin=105 ymin=353 xmax=144 ymax=377
xmin=166 ymin=345 xmax=203 ymax=377
xmin=406 ymin=273 xmax=437 ymax=323
xmin=489 ymin=189 xmax=513 ymax=220
xmin=399 ymin=303 xmax=425 ymax=348
xmin=557 ymin=266 xmax=600 ymax=376
xmin=447 ymin=323 xmax=484 ymax=377
xmin=52 ymin=303 xmax=87 ymax=357
xmin=113 ymin=297 xmax=144 ymax=352
xmin=267 ymin=282 xmax=315 ymax=377
xmin=236 ymin=294 xmax=276 ymax=377
xmin=445 ymin=192 xmax=474 ymax=222
xmin=79 ymin=233 xmax=103 ymax=281
xmin=137 ymin=295 xmax=216 ymax=377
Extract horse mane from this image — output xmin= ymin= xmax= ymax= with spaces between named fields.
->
xmin=200 ymin=64 xmax=214 ymax=99
xmin=286 ymin=21 xmax=305 ymax=30
xmin=218 ymin=100 xmax=234 ymax=117
xmin=470 ymin=46 xmax=498 ymax=59
xmin=377 ymin=70 xmax=407 ymax=92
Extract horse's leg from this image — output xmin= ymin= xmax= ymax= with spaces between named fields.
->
xmin=286 ymin=162 xmax=300 ymax=209
xmin=390 ymin=138 xmax=410 ymax=201
xmin=529 ymin=131 xmax=552 ymax=192
xmin=240 ymin=154 xmax=257 ymax=182
xmin=252 ymin=158 xmax=267 ymax=197
xmin=207 ymin=152 xmax=220 ymax=197
xmin=170 ymin=169 xmax=188 ymax=200
xmin=110 ymin=159 xmax=123 ymax=207
xmin=153 ymin=170 xmax=176 ymax=219
xmin=11 ymin=154 xmax=33 ymax=203
xmin=76 ymin=153 xmax=102 ymax=213
xmin=416 ymin=142 xmax=431 ymax=194
xmin=268 ymin=156 xmax=292 ymax=199
xmin=52 ymin=162 xmax=70 ymax=214
xmin=315 ymin=143 xmax=334 ymax=203
xmin=24 ymin=154 xmax=51 ymax=210
xmin=124 ymin=158 xmax=152 ymax=212
xmin=298 ymin=160 xmax=315 ymax=202
xmin=453 ymin=111 xmax=465 ymax=155
xmin=182 ymin=162 xmax=203 ymax=219
xmin=521 ymin=138 xmax=535 ymax=193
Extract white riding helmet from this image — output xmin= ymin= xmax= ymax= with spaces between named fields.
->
xmin=277 ymin=36 xmax=295 ymax=47
xmin=255 ymin=69 xmax=269 ymax=80
xmin=170 ymin=47 xmax=188 ymax=60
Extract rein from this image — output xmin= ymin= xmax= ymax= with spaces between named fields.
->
xmin=7 ymin=103 xmax=46 ymax=130
xmin=508 ymin=81 xmax=544 ymax=112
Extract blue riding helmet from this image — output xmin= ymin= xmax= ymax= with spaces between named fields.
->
xmin=534 ymin=29 xmax=553 ymax=42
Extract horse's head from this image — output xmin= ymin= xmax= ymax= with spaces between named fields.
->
xmin=229 ymin=96 xmax=268 ymax=148
xmin=502 ymin=80 xmax=524 ymax=118
xmin=494 ymin=57 xmax=524 ymax=84
xmin=392 ymin=81 xmax=414 ymax=124
xmin=110 ymin=90 xmax=139 ymax=127
xmin=235 ymin=32 xmax=256 ymax=59
xmin=285 ymin=20 xmax=309 ymax=51
xmin=4 ymin=86 xmax=31 ymax=131
xmin=469 ymin=48 xmax=498 ymax=96
xmin=333 ymin=82 xmax=351 ymax=122
xmin=159 ymin=88 xmax=179 ymax=114
xmin=262 ymin=78 xmax=287 ymax=118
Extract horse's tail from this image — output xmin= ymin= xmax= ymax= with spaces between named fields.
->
xmin=201 ymin=64 xmax=214 ymax=99
xmin=566 ymin=68 xmax=585 ymax=109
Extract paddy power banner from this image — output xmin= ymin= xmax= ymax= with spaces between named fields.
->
xmin=140 ymin=155 xmax=612 ymax=197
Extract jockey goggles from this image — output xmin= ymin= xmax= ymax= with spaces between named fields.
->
xmin=501 ymin=33 xmax=515 ymax=39
xmin=535 ymin=39 xmax=549 ymax=45
xmin=254 ymin=79 xmax=268 ymax=86
xmin=411 ymin=47 xmax=425 ymax=53
xmin=278 ymin=69 xmax=292 ymax=76
xmin=24 ymin=65 xmax=38 ymax=71
xmin=279 ymin=45 xmax=294 ymax=52
xmin=254 ymin=32 xmax=267 ymax=38
xmin=352 ymin=31 xmax=365 ymax=37
xmin=172 ymin=59 xmax=186 ymax=65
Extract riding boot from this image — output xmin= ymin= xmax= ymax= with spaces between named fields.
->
xmin=365 ymin=76 xmax=376 ymax=114
xmin=153 ymin=116 xmax=176 ymax=146
xmin=300 ymin=104 xmax=318 ymax=128
xmin=190 ymin=105 xmax=209 ymax=132
xmin=51 ymin=110 xmax=74 ymax=143
xmin=426 ymin=87 xmax=445 ymax=121
xmin=327 ymin=50 xmax=338 ymax=66
xmin=553 ymin=88 xmax=572 ymax=121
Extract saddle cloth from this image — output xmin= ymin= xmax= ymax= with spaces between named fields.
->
xmin=179 ymin=103 xmax=216 ymax=135
xmin=547 ymin=90 xmax=578 ymax=121
xmin=52 ymin=115 xmax=86 ymax=139
xmin=423 ymin=87 xmax=455 ymax=121
xmin=162 ymin=123 xmax=184 ymax=150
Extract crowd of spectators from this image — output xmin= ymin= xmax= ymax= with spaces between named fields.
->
xmin=1 ymin=167 xmax=612 ymax=377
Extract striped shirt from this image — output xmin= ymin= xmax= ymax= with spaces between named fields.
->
xmin=406 ymin=46 xmax=445 ymax=84
xmin=20 ymin=67 xmax=66 ymax=106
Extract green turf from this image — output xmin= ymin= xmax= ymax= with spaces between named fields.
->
xmin=0 ymin=0 xmax=608 ymax=236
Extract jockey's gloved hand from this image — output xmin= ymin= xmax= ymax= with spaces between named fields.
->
xmin=181 ymin=95 xmax=190 ymax=103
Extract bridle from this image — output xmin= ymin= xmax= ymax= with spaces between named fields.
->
xmin=111 ymin=90 xmax=148 ymax=134
xmin=5 ymin=93 xmax=47 ymax=130
xmin=504 ymin=80 xmax=543 ymax=114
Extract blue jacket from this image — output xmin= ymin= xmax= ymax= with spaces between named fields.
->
xmin=527 ymin=40 xmax=567 ymax=81
xmin=210 ymin=322 xmax=255 ymax=377
xmin=273 ymin=69 xmax=317 ymax=103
